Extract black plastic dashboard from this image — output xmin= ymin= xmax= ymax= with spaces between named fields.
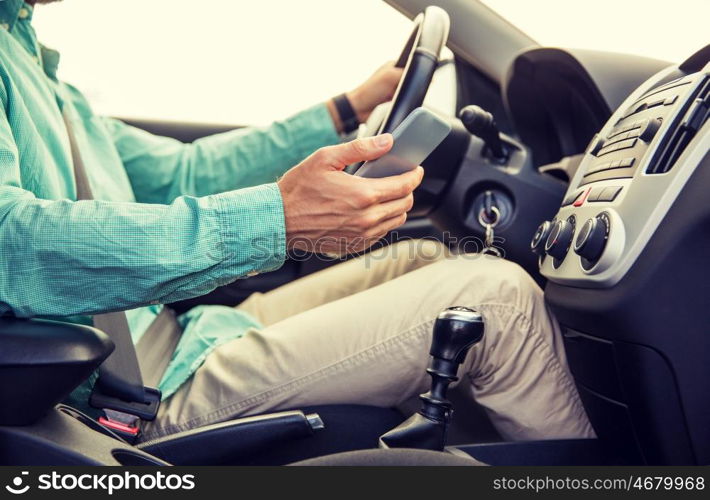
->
xmin=504 ymin=48 xmax=670 ymax=168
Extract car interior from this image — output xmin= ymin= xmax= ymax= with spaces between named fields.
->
xmin=1 ymin=0 xmax=708 ymax=466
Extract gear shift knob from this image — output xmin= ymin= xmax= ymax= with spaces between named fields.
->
xmin=379 ymin=307 xmax=485 ymax=450
xmin=431 ymin=306 xmax=484 ymax=363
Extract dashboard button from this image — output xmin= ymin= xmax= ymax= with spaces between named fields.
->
xmin=587 ymin=187 xmax=606 ymax=202
xmin=572 ymin=187 xmax=590 ymax=207
xmin=639 ymin=117 xmax=662 ymax=142
xmin=607 ymin=127 xmax=623 ymax=139
xmin=615 ymin=138 xmax=638 ymax=151
xmin=628 ymin=102 xmax=648 ymax=116
xmin=585 ymin=162 xmax=610 ymax=176
xmin=619 ymin=157 xmax=635 ymax=168
xmin=562 ymin=189 xmax=583 ymax=206
xmin=598 ymin=186 xmax=623 ymax=202
xmin=587 ymin=134 xmax=604 ymax=156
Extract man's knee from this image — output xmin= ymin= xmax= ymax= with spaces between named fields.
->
xmin=387 ymin=238 xmax=449 ymax=264
xmin=418 ymin=238 xmax=450 ymax=261
xmin=430 ymin=255 xmax=542 ymax=308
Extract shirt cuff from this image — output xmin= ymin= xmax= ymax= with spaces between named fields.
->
xmin=288 ymin=102 xmax=342 ymax=158
xmin=212 ymin=183 xmax=286 ymax=283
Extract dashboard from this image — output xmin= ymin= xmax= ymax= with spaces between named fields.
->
xmin=535 ymin=63 xmax=710 ymax=287
xmin=504 ymin=48 xmax=612 ymax=167
xmin=539 ymin=46 xmax=710 ymax=465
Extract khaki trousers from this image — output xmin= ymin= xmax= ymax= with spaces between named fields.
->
xmin=142 ymin=240 xmax=594 ymax=442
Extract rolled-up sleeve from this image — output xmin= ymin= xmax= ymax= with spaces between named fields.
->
xmin=103 ymin=103 xmax=341 ymax=204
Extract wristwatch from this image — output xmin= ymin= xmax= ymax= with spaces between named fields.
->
xmin=332 ymin=93 xmax=360 ymax=134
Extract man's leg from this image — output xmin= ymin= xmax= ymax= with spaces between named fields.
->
xmin=238 ymin=239 xmax=450 ymax=326
xmin=143 ymin=256 xmax=594 ymax=442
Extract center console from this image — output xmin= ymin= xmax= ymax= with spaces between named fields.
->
xmin=534 ymin=49 xmax=710 ymax=464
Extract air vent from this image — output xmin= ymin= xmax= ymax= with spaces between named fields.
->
xmin=647 ymin=76 xmax=710 ymax=174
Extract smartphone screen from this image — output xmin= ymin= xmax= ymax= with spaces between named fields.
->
xmin=354 ymin=107 xmax=452 ymax=178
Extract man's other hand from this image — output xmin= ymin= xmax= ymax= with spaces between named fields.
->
xmin=277 ymin=134 xmax=423 ymax=255
xmin=348 ymin=62 xmax=403 ymax=123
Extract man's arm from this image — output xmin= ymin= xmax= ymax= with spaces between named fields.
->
xmin=103 ymin=62 xmax=403 ymax=205
xmin=0 ymin=117 xmax=419 ymax=319
xmin=103 ymin=103 xmax=340 ymax=205
xmin=0 ymin=109 xmax=287 ymax=317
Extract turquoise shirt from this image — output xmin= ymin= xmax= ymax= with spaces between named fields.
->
xmin=0 ymin=1 xmax=340 ymax=400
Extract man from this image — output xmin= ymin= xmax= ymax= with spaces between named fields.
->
xmin=0 ymin=0 xmax=594 ymax=442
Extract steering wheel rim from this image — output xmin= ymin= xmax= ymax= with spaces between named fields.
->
xmin=379 ymin=6 xmax=450 ymax=134
xmin=345 ymin=6 xmax=449 ymax=174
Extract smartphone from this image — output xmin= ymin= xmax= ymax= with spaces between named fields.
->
xmin=353 ymin=107 xmax=452 ymax=178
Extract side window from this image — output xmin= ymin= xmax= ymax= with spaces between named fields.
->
xmin=34 ymin=0 xmax=411 ymax=125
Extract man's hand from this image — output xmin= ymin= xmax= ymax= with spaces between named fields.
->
xmin=347 ymin=62 xmax=403 ymax=122
xmin=278 ymin=134 xmax=423 ymax=255
xmin=328 ymin=62 xmax=403 ymax=132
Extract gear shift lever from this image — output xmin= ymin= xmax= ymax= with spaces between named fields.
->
xmin=379 ymin=307 xmax=484 ymax=450
xmin=459 ymin=105 xmax=508 ymax=162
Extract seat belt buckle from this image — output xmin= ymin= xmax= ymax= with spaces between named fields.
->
xmin=98 ymin=414 xmax=141 ymax=443
xmin=89 ymin=385 xmax=161 ymax=421
xmin=90 ymin=386 xmax=160 ymax=444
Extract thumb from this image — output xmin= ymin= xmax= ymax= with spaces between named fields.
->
xmin=328 ymin=134 xmax=393 ymax=169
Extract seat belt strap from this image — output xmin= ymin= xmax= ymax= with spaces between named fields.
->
xmin=93 ymin=312 xmax=146 ymax=402
xmin=136 ymin=307 xmax=182 ymax=388
xmin=62 ymin=109 xmax=160 ymax=421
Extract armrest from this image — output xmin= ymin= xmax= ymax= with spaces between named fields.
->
xmin=0 ymin=317 xmax=113 ymax=426
xmin=137 ymin=410 xmax=324 ymax=465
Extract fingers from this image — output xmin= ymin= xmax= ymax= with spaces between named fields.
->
xmin=371 ymin=193 xmax=414 ymax=223
xmin=322 ymin=134 xmax=393 ymax=168
xmin=367 ymin=166 xmax=424 ymax=203
xmin=363 ymin=212 xmax=408 ymax=240
xmin=354 ymin=193 xmax=413 ymax=243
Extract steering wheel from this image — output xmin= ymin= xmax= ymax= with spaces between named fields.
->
xmin=345 ymin=6 xmax=450 ymax=174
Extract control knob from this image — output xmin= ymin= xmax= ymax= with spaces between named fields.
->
xmin=544 ymin=218 xmax=575 ymax=261
xmin=530 ymin=221 xmax=552 ymax=256
xmin=574 ymin=214 xmax=610 ymax=267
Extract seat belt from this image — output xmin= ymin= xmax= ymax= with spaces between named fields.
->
xmin=62 ymin=109 xmax=162 ymax=439
xmin=136 ymin=307 xmax=182 ymax=388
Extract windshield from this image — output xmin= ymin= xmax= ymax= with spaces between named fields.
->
xmin=482 ymin=0 xmax=708 ymax=64
xmin=33 ymin=0 xmax=410 ymax=125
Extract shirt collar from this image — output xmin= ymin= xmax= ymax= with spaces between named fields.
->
xmin=0 ymin=0 xmax=32 ymax=32
xmin=40 ymin=44 xmax=60 ymax=79
xmin=0 ymin=1 xmax=59 ymax=79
